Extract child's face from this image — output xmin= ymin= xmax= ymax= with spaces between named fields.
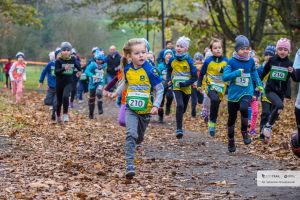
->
xmin=129 ymin=44 xmax=147 ymax=67
xmin=61 ymin=49 xmax=71 ymax=57
xmin=96 ymin=59 xmax=104 ymax=64
xmin=254 ymin=57 xmax=259 ymax=68
xmin=175 ymin=44 xmax=187 ymax=55
xmin=277 ymin=47 xmax=289 ymax=59
xmin=17 ymin=57 xmax=24 ymax=62
xmin=211 ymin=42 xmax=223 ymax=57
xmin=194 ymin=59 xmax=202 ymax=65
xmin=264 ymin=55 xmax=271 ymax=62
xmin=165 ymin=53 xmax=172 ymax=62
xmin=237 ymin=47 xmax=250 ymax=57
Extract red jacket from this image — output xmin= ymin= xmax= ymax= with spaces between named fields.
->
xmin=3 ymin=62 xmax=12 ymax=74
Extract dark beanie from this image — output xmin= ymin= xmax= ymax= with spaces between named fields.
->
xmin=264 ymin=45 xmax=276 ymax=56
xmin=235 ymin=35 xmax=250 ymax=52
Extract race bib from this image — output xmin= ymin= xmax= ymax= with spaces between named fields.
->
xmin=62 ymin=64 xmax=74 ymax=75
xmin=210 ymin=82 xmax=225 ymax=93
xmin=51 ymin=66 xmax=56 ymax=76
xmin=16 ymin=67 xmax=24 ymax=74
xmin=126 ymin=92 xmax=149 ymax=111
xmin=173 ymin=76 xmax=189 ymax=89
xmin=80 ymin=73 xmax=87 ymax=80
xmin=93 ymin=69 xmax=104 ymax=83
xmin=270 ymin=66 xmax=288 ymax=81
xmin=235 ymin=73 xmax=250 ymax=87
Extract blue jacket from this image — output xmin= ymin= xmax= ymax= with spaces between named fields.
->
xmin=39 ymin=61 xmax=56 ymax=88
xmin=85 ymin=61 xmax=107 ymax=90
xmin=222 ymin=57 xmax=262 ymax=102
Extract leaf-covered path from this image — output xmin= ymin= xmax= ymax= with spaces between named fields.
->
xmin=0 ymin=91 xmax=300 ymax=199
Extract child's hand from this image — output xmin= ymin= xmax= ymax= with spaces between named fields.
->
xmin=110 ymin=92 xmax=118 ymax=98
xmin=197 ymin=87 xmax=202 ymax=92
xmin=76 ymin=71 xmax=81 ymax=77
xmin=64 ymin=64 xmax=71 ymax=70
xmin=288 ymin=66 xmax=294 ymax=73
xmin=151 ymin=106 xmax=158 ymax=115
xmin=238 ymin=69 xmax=244 ymax=76
xmin=103 ymin=90 xmax=108 ymax=97
xmin=38 ymin=83 xmax=42 ymax=89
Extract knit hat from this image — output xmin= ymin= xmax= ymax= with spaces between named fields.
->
xmin=163 ymin=49 xmax=174 ymax=58
xmin=49 ymin=51 xmax=55 ymax=61
xmin=194 ymin=52 xmax=203 ymax=61
xmin=94 ymin=50 xmax=105 ymax=61
xmin=276 ymin=38 xmax=291 ymax=52
xmin=16 ymin=52 xmax=25 ymax=59
xmin=55 ymin=48 xmax=61 ymax=58
xmin=264 ymin=45 xmax=276 ymax=56
xmin=71 ymin=48 xmax=77 ymax=55
xmin=176 ymin=36 xmax=191 ymax=49
xmin=235 ymin=35 xmax=250 ymax=52
xmin=142 ymin=38 xmax=151 ymax=52
xmin=60 ymin=42 xmax=72 ymax=51
xmin=92 ymin=47 xmax=99 ymax=54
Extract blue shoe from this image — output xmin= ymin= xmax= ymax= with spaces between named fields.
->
xmin=208 ymin=121 xmax=216 ymax=137
xmin=228 ymin=138 xmax=236 ymax=153
xmin=125 ymin=165 xmax=135 ymax=179
xmin=242 ymin=131 xmax=251 ymax=145
xmin=176 ymin=129 xmax=183 ymax=139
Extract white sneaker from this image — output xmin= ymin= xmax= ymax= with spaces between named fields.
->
xmin=78 ymin=100 xmax=84 ymax=104
xmin=63 ymin=114 xmax=69 ymax=122
xmin=263 ymin=125 xmax=272 ymax=142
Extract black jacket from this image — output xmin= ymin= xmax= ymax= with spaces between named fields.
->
xmin=260 ymin=55 xmax=295 ymax=98
xmin=106 ymin=52 xmax=121 ymax=76
xmin=55 ymin=56 xmax=81 ymax=85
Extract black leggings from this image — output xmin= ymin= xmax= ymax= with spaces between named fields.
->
xmin=5 ymin=74 xmax=10 ymax=89
xmin=89 ymin=88 xmax=103 ymax=105
xmin=158 ymin=88 xmax=174 ymax=116
xmin=208 ymin=90 xmax=221 ymax=123
xmin=227 ymin=95 xmax=251 ymax=138
xmin=260 ymin=101 xmax=272 ymax=132
xmin=266 ymin=91 xmax=284 ymax=126
xmin=70 ymin=79 xmax=78 ymax=103
xmin=191 ymin=88 xmax=203 ymax=117
xmin=174 ymin=90 xmax=190 ymax=130
xmin=56 ymin=82 xmax=72 ymax=116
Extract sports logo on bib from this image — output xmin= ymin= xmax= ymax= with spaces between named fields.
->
xmin=270 ymin=66 xmax=288 ymax=81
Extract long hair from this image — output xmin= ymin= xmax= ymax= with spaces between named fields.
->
xmin=119 ymin=38 xmax=146 ymax=84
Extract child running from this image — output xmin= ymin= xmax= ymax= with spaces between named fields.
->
xmin=157 ymin=49 xmax=174 ymax=123
xmin=115 ymin=38 xmax=163 ymax=178
xmin=9 ymin=52 xmax=26 ymax=104
xmin=222 ymin=35 xmax=263 ymax=152
xmin=248 ymin=55 xmax=261 ymax=134
xmin=197 ymin=39 xmax=228 ymax=136
xmin=167 ymin=36 xmax=197 ymax=139
xmin=39 ymin=50 xmax=58 ymax=120
xmin=260 ymin=38 xmax=296 ymax=143
xmin=191 ymin=52 xmax=203 ymax=118
xmin=85 ymin=50 xmax=106 ymax=119
xmin=55 ymin=42 xmax=81 ymax=123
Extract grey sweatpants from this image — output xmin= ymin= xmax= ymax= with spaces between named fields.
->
xmin=125 ymin=108 xmax=151 ymax=166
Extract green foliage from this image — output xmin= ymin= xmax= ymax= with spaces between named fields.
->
xmin=0 ymin=0 xmax=42 ymax=29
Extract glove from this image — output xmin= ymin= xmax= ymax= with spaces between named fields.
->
xmin=257 ymin=86 xmax=264 ymax=94
xmin=179 ymin=82 xmax=188 ymax=88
